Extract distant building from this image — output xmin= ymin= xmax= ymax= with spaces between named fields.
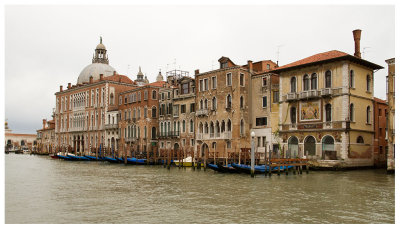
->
xmin=373 ymin=97 xmax=388 ymax=168
xmin=271 ymin=30 xmax=383 ymax=168
xmin=5 ymin=121 xmax=37 ymax=151
xmin=385 ymin=57 xmax=395 ymax=172
xmin=36 ymin=118 xmax=55 ymax=154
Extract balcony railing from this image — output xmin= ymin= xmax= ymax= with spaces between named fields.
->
xmin=286 ymin=92 xmax=297 ymax=101
xmin=196 ymin=131 xmax=231 ymax=140
xmin=284 ymin=88 xmax=343 ymax=102
xmin=159 ymin=131 xmax=180 ymax=138
xmin=196 ymin=109 xmax=208 ymax=116
xmin=320 ymin=88 xmax=332 ymax=96
xmin=105 ymin=124 xmax=118 ymax=129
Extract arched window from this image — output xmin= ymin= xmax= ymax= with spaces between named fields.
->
xmin=226 ymin=94 xmax=232 ymax=109
xmin=325 ymin=70 xmax=332 ymax=88
xmin=199 ymin=122 xmax=203 ymax=133
xmin=240 ymin=119 xmax=244 ymax=135
xmin=160 ymin=123 xmax=164 ymax=136
xmin=152 ymin=107 xmax=157 ymax=118
xmin=350 ymin=70 xmax=355 ymax=88
xmin=240 ymin=96 xmax=244 ymax=109
xmin=151 ymin=127 xmax=156 ymax=139
xmin=210 ymin=122 xmax=214 ymax=134
xmin=357 ymin=136 xmax=364 ymax=143
xmin=221 ymin=120 xmax=226 ymax=133
xmin=322 ymin=136 xmax=335 ymax=151
xmin=152 ymin=90 xmax=157 ymax=100
xmin=204 ymin=99 xmax=208 ymax=109
xmin=227 ymin=119 xmax=232 ymax=132
xmin=200 ymin=99 xmax=203 ymax=109
xmin=212 ymin=97 xmax=217 ymax=110
xmin=366 ymin=75 xmax=371 ymax=92
xmin=290 ymin=107 xmax=297 ymax=124
xmin=303 ymin=74 xmax=310 ymax=91
xmin=304 ymin=136 xmax=316 ymax=156
xmin=325 ymin=104 xmax=332 ymax=122
xmin=311 ymin=73 xmax=317 ymax=90
xmin=205 ymin=122 xmax=209 ymax=134
xmin=182 ymin=120 xmax=186 ymax=132
xmin=366 ymin=106 xmax=371 ymax=123
xmin=190 ymin=119 xmax=194 ymax=133
xmin=290 ymin=77 xmax=296 ymax=93
xmin=216 ymin=121 xmax=220 ymax=134
xmin=288 ymin=136 xmax=299 ymax=156
xmin=350 ymin=103 xmax=354 ymax=121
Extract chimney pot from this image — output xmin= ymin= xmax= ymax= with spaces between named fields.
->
xmin=113 ymin=71 xmax=116 ymax=75
xmin=42 ymin=119 xmax=46 ymax=129
xmin=100 ymin=74 xmax=104 ymax=80
xmin=89 ymin=76 xmax=93 ymax=83
xmin=68 ymin=83 xmax=71 ymax=89
xmin=353 ymin=29 xmax=362 ymax=58
xmin=195 ymin=69 xmax=200 ymax=75
xmin=59 ymin=85 xmax=63 ymax=92
xmin=248 ymin=60 xmax=253 ymax=72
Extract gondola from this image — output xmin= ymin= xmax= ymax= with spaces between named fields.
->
xmin=83 ymin=155 xmax=98 ymax=160
xmin=68 ymin=155 xmax=91 ymax=161
xmin=207 ymin=163 xmax=238 ymax=173
xmin=231 ymin=163 xmax=293 ymax=174
xmin=103 ymin=156 xmax=119 ymax=163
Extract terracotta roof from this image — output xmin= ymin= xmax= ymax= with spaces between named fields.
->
xmin=103 ymin=74 xmax=135 ymax=84
xmin=374 ymin=97 xmax=387 ymax=104
xmin=146 ymin=81 xmax=166 ymax=87
xmin=271 ymin=50 xmax=383 ymax=73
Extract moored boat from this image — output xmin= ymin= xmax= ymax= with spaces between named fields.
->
xmin=231 ymin=163 xmax=293 ymax=174
xmin=103 ymin=156 xmax=119 ymax=163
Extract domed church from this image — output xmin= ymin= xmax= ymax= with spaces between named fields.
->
xmin=77 ymin=37 xmax=117 ymax=84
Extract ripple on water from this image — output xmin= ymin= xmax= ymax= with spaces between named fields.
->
xmin=5 ymin=154 xmax=395 ymax=224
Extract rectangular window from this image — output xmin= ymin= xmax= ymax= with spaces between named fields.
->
xmin=379 ymin=109 xmax=382 ymax=116
xmin=191 ymin=139 xmax=194 ymax=146
xmin=262 ymin=137 xmax=266 ymax=147
xmin=262 ymin=77 xmax=267 ymax=87
xmin=181 ymin=104 xmax=186 ymax=114
xmin=262 ymin=96 xmax=267 ymax=108
xmin=212 ymin=76 xmax=217 ymax=89
xmin=190 ymin=103 xmax=195 ymax=113
xmin=257 ymin=137 xmax=261 ymax=147
xmin=199 ymin=80 xmax=203 ymax=92
xmin=144 ymin=91 xmax=148 ymax=100
xmin=256 ymin=117 xmax=268 ymax=126
xmin=226 ymin=73 xmax=232 ymax=86
xmin=168 ymin=92 xmax=170 ymax=99
xmin=204 ymin=78 xmax=209 ymax=91
xmin=273 ymin=91 xmax=279 ymax=103
xmin=240 ymin=73 xmax=244 ymax=86
xmin=181 ymin=83 xmax=189 ymax=94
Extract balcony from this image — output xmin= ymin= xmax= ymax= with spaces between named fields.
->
xmin=286 ymin=92 xmax=297 ymax=101
xmin=196 ymin=131 xmax=231 ymax=140
xmin=320 ymin=88 xmax=332 ymax=96
xmin=196 ymin=109 xmax=208 ymax=116
xmin=105 ymin=124 xmax=118 ymax=129
xmin=159 ymin=131 xmax=180 ymax=139
xmin=299 ymin=90 xmax=319 ymax=99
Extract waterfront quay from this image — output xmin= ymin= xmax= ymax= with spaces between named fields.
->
xmin=5 ymin=154 xmax=395 ymax=224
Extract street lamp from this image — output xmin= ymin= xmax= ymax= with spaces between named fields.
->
xmin=251 ymin=131 xmax=255 ymax=177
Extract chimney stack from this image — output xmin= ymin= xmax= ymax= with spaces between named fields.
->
xmin=195 ymin=69 xmax=200 ymax=75
xmin=113 ymin=71 xmax=116 ymax=75
xmin=100 ymin=74 xmax=104 ymax=80
xmin=42 ymin=119 xmax=46 ymax=129
xmin=353 ymin=29 xmax=362 ymax=58
xmin=68 ymin=83 xmax=71 ymax=89
xmin=247 ymin=60 xmax=253 ymax=72
xmin=59 ymin=85 xmax=63 ymax=92
xmin=89 ymin=76 xmax=93 ymax=84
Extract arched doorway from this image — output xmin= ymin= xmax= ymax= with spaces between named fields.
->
xmin=322 ymin=135 xmax=335 ymax=160
xmin=21 ymin=140 xmax=25 ymax=146
xmin=304 ymin=136 xmax=316 ymax=156
xmin=174 ymin=143 xmax=179 ymax=158
xmin=201 ymin=143 xmax=209 ymax=157
xmin=288 ymin=136 xmax=299 ymax=157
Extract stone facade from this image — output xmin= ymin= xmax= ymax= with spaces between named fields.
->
xmin=36 ymin=119 xmax=55 ymax=153
xmin=385 ymin=57 xmax=395 ymax=172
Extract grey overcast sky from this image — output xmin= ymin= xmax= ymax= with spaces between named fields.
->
xmin=4 ymin=5 xmax=395 ymax=134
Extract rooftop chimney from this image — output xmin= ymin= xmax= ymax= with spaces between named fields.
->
xmin=89 ymin=76 xmax=93 ymax=84
xmin=59 ymin=85 xmax=63 ymax=92
xmin=195 ymin=69 xmax=200 ymax=75
xmin=113 ymin=71 xmax=116 ymax=75
xmin=353 ymin=29 xmax=362 ymax=58
xmin=100 ymin=74 xmax=104 ymax=80
xmin=247 ymin=60 xmax=253 ymax=72
xmin=42 ymin=119 xmax=46 ymax=129
xmin=68 ymin=83 xmax=71 ymax=89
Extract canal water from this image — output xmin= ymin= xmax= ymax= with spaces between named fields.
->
xmin=5 ymin=154 xmax=395 ymax=224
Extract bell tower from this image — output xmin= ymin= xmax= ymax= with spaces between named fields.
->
xmin=92 ymin=36 xmax=109 ymax=64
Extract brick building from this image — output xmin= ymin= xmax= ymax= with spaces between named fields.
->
xmin=373 ymin=97 xmax=388 ymax=168
xmin=36 ymin=118 xmax=55 ymax=154
xmin=54 ymin=38 xmax=137 ymax=154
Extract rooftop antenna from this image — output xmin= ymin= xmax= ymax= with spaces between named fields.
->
xmin=276 ymin=44 xmax=284 ymax=66
xmin=362 ymin=47 xmax=371 ymax=58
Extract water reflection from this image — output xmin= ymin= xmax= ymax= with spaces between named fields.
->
xmin=5 ymin=154 xmax=395 ymax=224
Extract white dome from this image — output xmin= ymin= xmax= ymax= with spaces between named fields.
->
xmin=77 ymin=63 xmax=116 ymax=84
